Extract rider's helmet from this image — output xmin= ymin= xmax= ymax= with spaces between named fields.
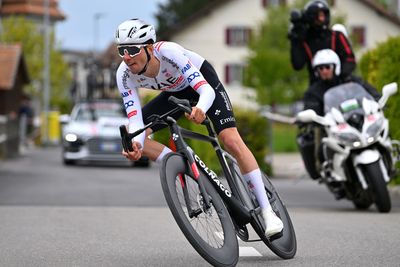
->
xmin=312 ymin=49 xmax=341 ymax=76
xmin=303 ymin=0 xmax=330 ymax=29
xmin=115 ymin=18 xmax=156 ymax=45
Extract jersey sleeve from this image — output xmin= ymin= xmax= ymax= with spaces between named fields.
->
xmin=115 ymin=63 xmax=146 ymax=148
xmin=160 ymin=43 xmax=216 ymax=112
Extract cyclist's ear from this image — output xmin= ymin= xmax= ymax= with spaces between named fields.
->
xmin=146 ymin=44 xmax=154 ymax=54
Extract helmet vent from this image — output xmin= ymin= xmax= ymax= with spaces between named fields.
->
xmin=139 ymin=33 xmax=146 ymax=38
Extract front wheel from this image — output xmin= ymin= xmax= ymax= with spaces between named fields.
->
xmin=362 ymin=161 xmax=391 ymax=213
xmin=253 ymin=173 xmax=297 ymax=259
xmin=160 ymin=153 xmax=239 ymax=267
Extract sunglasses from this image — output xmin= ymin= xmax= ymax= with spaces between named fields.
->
xmin=316 ymin=64 xmax=333 ymax=71
xmin=117 ymin=45 xmax=145 ymax=58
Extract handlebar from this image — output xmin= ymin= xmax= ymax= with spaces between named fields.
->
xmin=119 ymin=96 xmax=195 ymax=153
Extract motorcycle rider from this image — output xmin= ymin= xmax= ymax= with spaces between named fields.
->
xmin=298 ymin=49 xmax=380 ymax=182
xmin=115 ymin=18 xmax=283 ymax=237
xmin=304 ymin=49 xmax=380 ymax=116
xmin=288 ymin=0 xmax=356 ymax=85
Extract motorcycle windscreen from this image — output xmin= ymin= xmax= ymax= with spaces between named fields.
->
xmin=323 ymin=82 xmax=374 ymax=120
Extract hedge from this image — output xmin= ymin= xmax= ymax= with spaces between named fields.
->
xmin=359 ymin=36 xmax=400 ymax=184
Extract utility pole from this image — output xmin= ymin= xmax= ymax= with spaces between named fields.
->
xmin=93 ymin=13 xmax=105 ymax=54
xmin=0 ymin=0 xmax=3 ymax=35
xmin=42 ymin=0 xmax=50 ymax=145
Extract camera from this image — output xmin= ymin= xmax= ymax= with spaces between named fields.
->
xmin=288 ymin=9 xmax=308 ymax=41
xmin=290 ymin=9 xmax=305 ymax=25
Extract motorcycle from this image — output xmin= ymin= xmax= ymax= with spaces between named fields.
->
xmin=296 ymin=82 xmax=400 ymax=212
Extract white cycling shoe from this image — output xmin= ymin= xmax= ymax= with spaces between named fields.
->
xmin=262 ymin=208 xmax=284 ymax=237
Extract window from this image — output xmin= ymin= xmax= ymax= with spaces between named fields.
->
xmin=225 ymin=27 xmax=252 ymax=46
xmin=225 ymin=64 xmax=245 ymax=85
xmin=351 ymin=26 xmax=366 ymax=47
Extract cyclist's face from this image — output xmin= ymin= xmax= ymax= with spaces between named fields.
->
xmin=123 ymin=46 xmax=146 ymax=74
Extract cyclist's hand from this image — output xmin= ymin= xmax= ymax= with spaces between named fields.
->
xmin=122 ymin=141 xmax=142 ymax=161
xmin=186 ymin=107 xmax=206 ymax=124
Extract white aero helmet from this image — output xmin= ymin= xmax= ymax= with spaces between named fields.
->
xmin=115 ymin=19 xmax=156 ymax=45
xmin=312 ymin=49 xmax=341 ymax=76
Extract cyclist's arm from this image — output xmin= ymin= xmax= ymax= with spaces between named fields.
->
xmin=162 ymin=44 xmax=216 ymax=113
xmin=116 ymin=64 xmax=146 ymax=148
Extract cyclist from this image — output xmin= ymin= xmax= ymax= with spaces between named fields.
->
xmin=115 ymin=18 xmax=283 ymax=237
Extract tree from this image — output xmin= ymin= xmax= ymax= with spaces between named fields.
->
xmin=359 ymin=36 xmax=400 ymax=183
xmin=244 ymin=4 xmax=308 ymax=107
xmin=155 ymin=0 xmax=223 ymax=39
xmin=0 ymin=16 xmax=72 ymax=111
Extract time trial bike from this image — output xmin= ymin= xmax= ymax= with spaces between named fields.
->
xmin=120 ymin=96 xmax=297 ymax=267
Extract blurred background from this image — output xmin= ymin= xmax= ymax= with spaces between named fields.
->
xmin=0 ymin=0 xmax=399 ymax=176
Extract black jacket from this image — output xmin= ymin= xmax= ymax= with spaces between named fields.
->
xmin=303 ymin=76 xmax=381 ymax=116
xmin=290 ymin=28 xmax=356 ymax=85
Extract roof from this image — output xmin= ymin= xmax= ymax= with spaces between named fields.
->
xmin=357 ymin=0 xmax=400 ymax=27
xmin=0 ymin=44 xmax=30 ymax=90
xmin=162 ymin=0 xmax=400 ymax=40
xmin=0 ymin=0 xmax=65 ymax=21
xmin=160 ymin=0 xmax=232 ymax=40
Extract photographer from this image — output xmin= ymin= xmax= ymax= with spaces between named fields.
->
xmin=288 ymin=0 xmax=356 ymax=85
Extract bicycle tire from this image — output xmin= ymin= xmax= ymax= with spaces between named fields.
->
xmin=160 ymin=153 xmax=239 ymax=267
xmin=252 ymin=173 xmax=297 ymax=259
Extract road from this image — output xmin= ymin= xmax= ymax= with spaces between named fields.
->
xmin=0 ymin=147 xmax=399 ymax=267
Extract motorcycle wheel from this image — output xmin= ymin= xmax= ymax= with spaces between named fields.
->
xmin=362 ymin=161 xmax=391 ymax=213
xmin=352 ymin=191 xmax=372 ymax=210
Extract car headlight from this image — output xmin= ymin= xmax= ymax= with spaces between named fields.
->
xmin=366 ymin=117 xmax=384 ymax=139
xmin=65 ymin=133 xmax=78 ymax=142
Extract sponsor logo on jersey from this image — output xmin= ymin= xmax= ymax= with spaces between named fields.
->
xmin=122 ymin=69 xmax=130 ymax=90
xmin=121 ymin=90 xmax=132 ymax=98
xmin=219 ymin=116 xmax=236 ymax=125
xmin=181 ymin=61 xmax=192 ymax=74
xmin=161 ymin=56 xmax=179 ymax=69
xmin=151 ymin=75 xmax=185 ymax=91
xmin=187 ymin=72 xmax=201 ymax=83
xmin=193 ymin=80 xmax=208 ymax=90
xmin=124 ymin=100 xmax=135 ymax=109
xmin=219 ymin=91 xmax=232 ymax=111
xmin=127 ymin=110 xmax=137 ymax=118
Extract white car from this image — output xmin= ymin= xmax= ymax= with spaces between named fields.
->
xmin=61 ymin=100 xmax=149 ymax=167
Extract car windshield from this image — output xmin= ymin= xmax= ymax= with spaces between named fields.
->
xmin=323 ymin=82 xmax=374 ymax=118
xmin=74 ymin=102 xmax=125 ymax=121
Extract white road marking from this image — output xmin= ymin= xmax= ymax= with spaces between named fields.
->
xmin=239 ymin=246 xmax=263 ymax=257
xmin=215 ymin=232 xmax=263 ymax=257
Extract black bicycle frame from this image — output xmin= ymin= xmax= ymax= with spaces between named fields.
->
xmin=165 ymin=116 xmax=253 ymax=224
xmin=120 ymin=97 xmax=254 ymax=225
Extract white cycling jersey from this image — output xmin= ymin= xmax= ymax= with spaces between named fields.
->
xmin=116 ymin=41 xmax=216 ymax=147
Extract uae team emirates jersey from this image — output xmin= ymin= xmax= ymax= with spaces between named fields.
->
xmin=115 ymin=41 xmax=212 ymax=146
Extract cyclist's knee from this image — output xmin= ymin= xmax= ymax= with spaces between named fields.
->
xmin=219 ymin=128 xmax=243 ymax=155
